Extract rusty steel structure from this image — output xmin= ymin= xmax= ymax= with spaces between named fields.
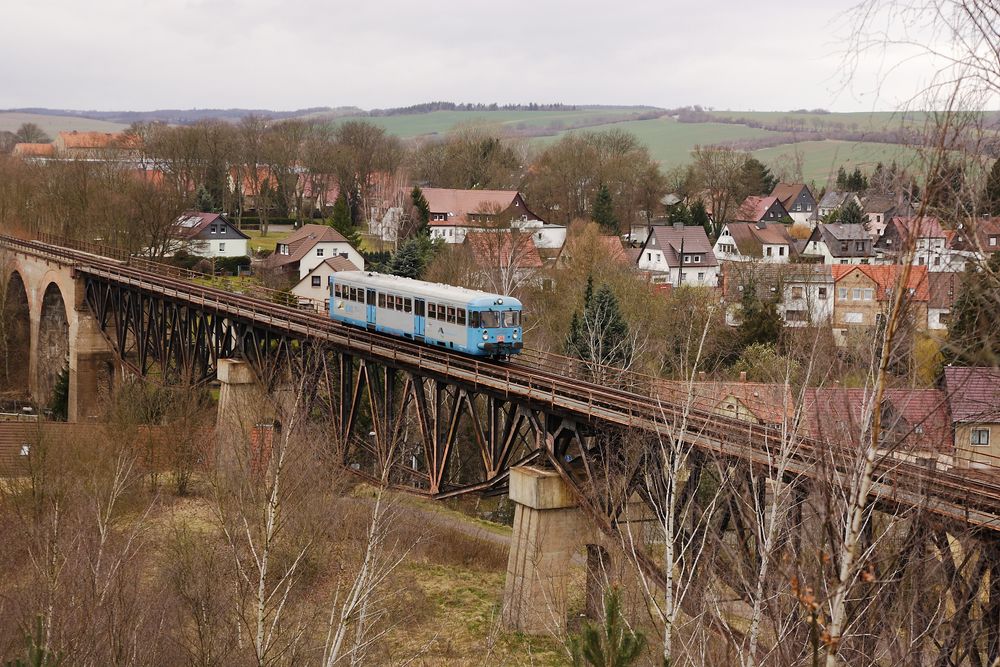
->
xmin=9 ymin=232 xmax=1000 ymax=661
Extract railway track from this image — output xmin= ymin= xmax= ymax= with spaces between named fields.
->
xmin=5 ymin=233 xmax=1000 ymax=531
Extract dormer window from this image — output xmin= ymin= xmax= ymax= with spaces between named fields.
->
xmin=317 ymin=248 xmax=324 ymax=257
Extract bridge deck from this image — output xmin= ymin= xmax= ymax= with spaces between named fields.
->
xmin=5 ymin=233 xmax=1000 ymax=532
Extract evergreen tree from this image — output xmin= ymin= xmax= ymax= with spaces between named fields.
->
xmin=981 ymin=159 xmax=1000 ymax=215
xmin=565 ymin=278 xmax=633 ymax=370
xmin=194 ymin=185 xmax=216 ymax=213
xmin=738 ymin=275 xmax=783 ymax=350
xmin=410 ymin=186 xmax=431 ymax=235
xmin=49 ymin=364 xmax=69 ymax=422
xmin=690 ymin=200 xmax=711 ymax=234
xmin=387 ymin=236 xmax=426 ymax=279
xmin=592 ymin=185 xmax=618 ymax=234
xmin=327 ymin=193 xmax=361 ymax=248
xmin=846 ymin=167 xmax=869 ymax=192
xmin=944 ymin=252 xmax=1000 ymax=366
xmin=568 ymin=589 xmax=646 ymax=667
xmin=743 ymin=157 xmax=777 ymax=195
xmin=836 ymin=167 xmax=849 ymax=190
xmin=838 ymin=198 xmax=865 ymax=226
xmin=666 ymin=202 xmax=691 ymax=226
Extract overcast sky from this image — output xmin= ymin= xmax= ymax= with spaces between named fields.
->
xmin=0 ymin=0 xmax=941 ymax=112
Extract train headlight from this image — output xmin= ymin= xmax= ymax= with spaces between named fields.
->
xmin=512 ymin=330 xmax=518 ymax=339
xmin=482 ymin=331 xmax=489 ymax=341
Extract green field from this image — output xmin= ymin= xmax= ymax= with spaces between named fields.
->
xmin=750 ymin=140 xmax=930 ymax=185
xmin=0 ymin=112 xmax=127 ymax=137
xmin=332 ymin=107 xmax=661 ymax=138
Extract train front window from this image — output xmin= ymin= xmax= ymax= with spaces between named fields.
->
xmin=480 ymin=311 xmax=500 ymax=328
xmin=503 ymin=311 xmax=520 ymax=327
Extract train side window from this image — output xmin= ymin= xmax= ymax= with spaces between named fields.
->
xmin=457 ymin=308 xmax=466 ymax=326
xmin=378 ymin=293 xmax=386 ymax=308
xmin=428 ymin=303 xmax=436 ymax=319
xmin=395 ymin=296 xmax=403 ymax=310
xmin=470 ymin=311 xmax=480 ymax=328
xmin=348 ymin=287 xmax=354 ymax=301
xmin=403 ymin=298 xmax=411 ymax=313
xmin=447 ymin=307 xmax=456 ymax=324
xmin=352 ymin=288 xmax=359 ymax=302
xmin=334 ymin=284 xmax=341 ymax=298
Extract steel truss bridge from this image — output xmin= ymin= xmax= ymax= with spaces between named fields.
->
xmin=5 ymin=232 xmax=1000 ymax=663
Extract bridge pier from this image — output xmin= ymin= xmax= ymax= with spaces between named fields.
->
xmin=217 ymin=359 xmax=259 ymax=452
xmin=68 ymin=311 xmax=115 ymax=422
xmin=502 ymin=465 xmax=588 ymax=635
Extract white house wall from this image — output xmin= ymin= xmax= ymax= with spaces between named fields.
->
xmin=298 ymin=242 xmax=365 ymax=279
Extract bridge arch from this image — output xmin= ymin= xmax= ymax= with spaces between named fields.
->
xmin=37 ymin=282 xmax=69 ymax=415
xmin=1 ymin=270 xmax=30 ymax=394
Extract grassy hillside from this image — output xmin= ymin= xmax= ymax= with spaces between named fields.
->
xmin=0 ymin=112 xmax=127 ymax=137
xmin=751 ymin=140 xmax=929 ymax=185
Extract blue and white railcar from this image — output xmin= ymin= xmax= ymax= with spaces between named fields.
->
xmin=329 ymin=271 xmax=523 ymax=358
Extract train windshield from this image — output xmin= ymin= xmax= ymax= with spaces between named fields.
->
xmin=503 ymin=311 xmax=520 ymax=327
xmin=480 ymin=311 xmax=501 ymax=328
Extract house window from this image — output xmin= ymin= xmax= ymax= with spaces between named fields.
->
xmin=841 ymin=242 xmax=849 ymax=253
xmin=818 ymin=287 xmax=828 ymax=299
xmin=20 ymin=444 xmax=30 ymax=457
xmin=647 ymin=252 xmax=652 ymax=261
xmin=311 ymin=276 xmax=321 ymax=287
xmin=693 ymin=255 xmax=701 ymax=263
xmin=855 ymin=242 xmax=865 ymax=252
xmin=990 ymin=236 xmax=998 ymax=247
xmin=838 ymin=287 xmax=848 ymax=299
xmin=779 ymin=247 xmax=786 ymax=256
xmin=844 ymin=312 xmax=863 ymax=323
xmin=218 ymin=243 xmax=225 ymax=252
xmin=933 ymin=256 xmax=941 ymax=266
xmin=791 ymin=286 xmax=804 ymax=299
xmin=680 ymin=272 xmax=687 ymax=282
xmin=972 ymin=428 xmax=991 ymax=446
xmin=683 ymin=255 xmax=691 ymax=263
xmin=697 ymin=272 xmax=705 ymax=281
xmin=210 ymin=225 xmax=217 ymax=234
xmin=766 ymin=247 xmax=773 ymax=256
xmin=317 ymin=248 xmax=324 ymax=257
xmin=918 ymin=257 xmax=925 ymax=265
xmin=863 ymin=288 xmax=873 ymax=301
xmin=853 ymin=288 xmax=862 ymax=300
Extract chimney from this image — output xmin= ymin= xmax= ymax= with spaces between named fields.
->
xmin=739 ymin=371 xmax=747 ymax=382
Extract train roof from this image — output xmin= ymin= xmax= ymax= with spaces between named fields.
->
xmin=332 ymin=271 xmax=522 ymax=308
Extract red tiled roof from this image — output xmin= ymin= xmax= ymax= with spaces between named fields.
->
xmin=266 ymin=224 xmax=352 ymax=268
xmin=321 ymin=256 xmax=361 ymax=272
xmin=464 ymin=231 xmax=543 ymax=270
xmin=944 ymin=366 xmax=1000 ymax=422
xmin=12 ymin=142 xmax=55 ymax=157
xmin=423 ymin=188 xmax=541 ymax=226
xmin=57 ymin=130 xmax=127 ymax=149
xmin=802 ymin=387 xmax=952 ymax=453
xmin=831 ymin=264 xmax=930 ymax=301
xmin=889 ymin=216 xmax=949 ymax=241
xmin=735 ymin=196 xmax=782 ymax=222
xmin=723 ymin=222 xmax=795 ymax=257
xmin=770 ymin=183 xmax=810 ymax=211
xmin=928 ymin=271 xmax=961 ymax=309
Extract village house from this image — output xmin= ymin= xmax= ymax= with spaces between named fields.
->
xmin=862 ymin=195 xmax=913 ymax=239
xmin=927 ymin=271 xmax=961 ymax=331
xmin=54 ymin=130 xmax=137 ymax=159
xmin=171 ymin=211 xmax=250 ymax=258
xmin=770 ymin=183 xmax=818 ymax=226
xmin=714 ymin=221 xmax=797 ymax=263
xmin=12 ymin=142 xmax=55 ymax=158
xmin=817 ymin=191 xmax=862 ymax=219
xmin=636 ymin=223 xmax=719 ymax=287
xmin=261 ymin=223 xmax=364 ymax=281
xmin=949 ymin=216 xmax=1000 ymax=271
xmin=463 ymin=230 xmax=544 ymax=293
xmin=290 ymin=256 xmax=360 ymax=312
xmin=422 ymin=188 xmax=562 ymax=248
xmin=722 ymin=263 xmax=834 ymax=327
xmin=657 ymin=379 xmax=795 ymax=428
xmin=944 ymin=366 xmax=1000 ymax=468
xmin=830 ymin=265 xmax=929 ymax=345
xmin=733 ymin=195 xmax=791 ymax=225
xmin=802 ymin=387 xmax=953 ymax=468
xmin=803 ymin=223 xmax=874 ymax=264
xmin=875 ymin=216 xmax=959 ymax=271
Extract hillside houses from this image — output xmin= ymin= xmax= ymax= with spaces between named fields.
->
xmin=770 ymin=183 xmax=817 ymax=226
xmin=714 ymin=221 xmax=797 ymax=263
xmin=422 ymin=188 xmax=566 ymax=249
xmin=171 ymin=211 xmax=250 ymax=258
xmin=636 ymin=224 xmax=719 ymax=286
xmin=874 ymin=216 xmax=958 ymax=270
xmin=261 ymin=224 xmax=365 ymax=281
xmin=734 ymin=195 xmax=791 ymax=224
xmin=803 ymin=223 xmax=874 ymax=264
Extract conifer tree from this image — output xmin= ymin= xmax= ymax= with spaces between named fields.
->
xmin=690 ymin=200 xmax=711 ymax=236
xmin=327 ymin=193 xmax=361 ymax=248
xmin=737 ymin=275 xmax=783 ymax=351
xmin=838 ymin=198 xmax=865 ymax=226
xmin=666 ymin=202 xmax=691 ymax=226
xmin=944 ymin=252 xmax=1000 ymax=366
xmin=565 ymin=278 xmax=634 ymax=371
xmin=568 ymin=589 xmax=646 ymax=667
xmin=410 ymin=186 xmax=431 ymax=236
xmin=836 ymin=167 xmax=849 ymax=190
xmin=593 ymin=185 xmax=618 ymax=234
xmin=980 ymin=159 xmax=1000 ymax=215
xmin=387 ymin=236 xmax=426 ymax=279
xmin=194 ymin=185 xmax=216 ymax=213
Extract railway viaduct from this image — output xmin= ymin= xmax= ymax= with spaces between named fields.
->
xmin=5 ymin=233 xmax=1000 ymax=659
xmin=1 ymin=244 xmax=115 ymax=420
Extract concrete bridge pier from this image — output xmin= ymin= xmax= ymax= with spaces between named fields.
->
xmin=216 ymin=359 xmax=260 ymax=453
xmin=502 ymin=466 xmax=589 ymax=635
xmin=68 ymin=305 xmax=116 ymax=422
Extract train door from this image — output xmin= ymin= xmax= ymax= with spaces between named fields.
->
xmin=366 ymin=289 xmax=377 ymax=328
xmin=413 ymin=299 xmax=425 ymax=340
